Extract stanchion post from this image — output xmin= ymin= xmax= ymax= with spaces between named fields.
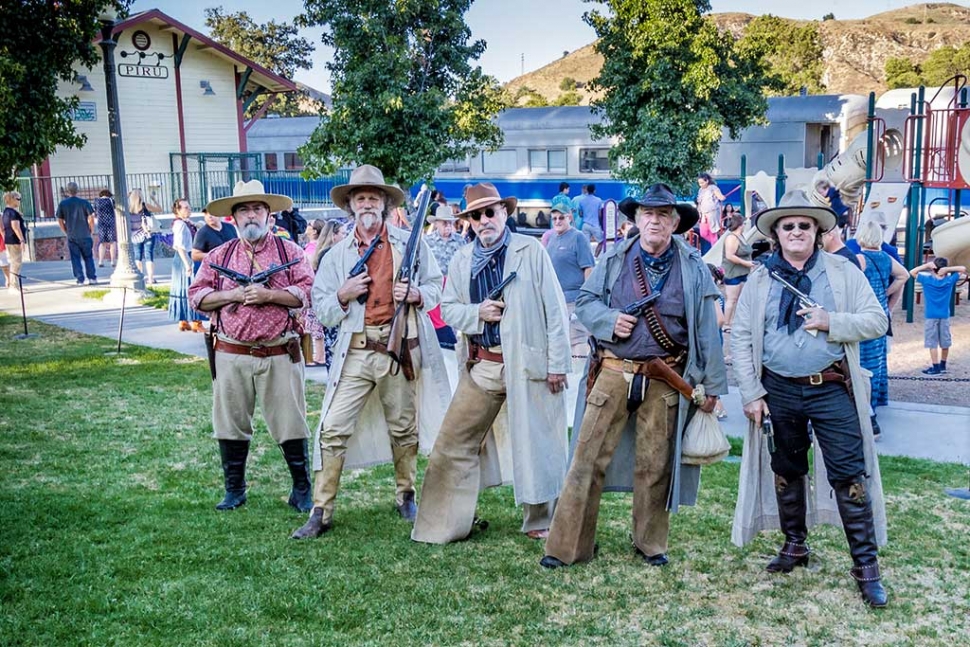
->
xmin=116 ymin=287 xmax=127 ymax=354
xmin=13 ymin=273 xmax=38 ymax=340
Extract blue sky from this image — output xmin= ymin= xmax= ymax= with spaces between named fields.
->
xmin=130 ymin=1 xmax=968 ymax=92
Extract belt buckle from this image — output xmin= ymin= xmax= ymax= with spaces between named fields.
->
xmin=809 ymin=373 xmax=823 ymax=386
xmin=622 ymin=359 xmax=636 ymax=374
xmin=250 ymin=345 xmax=267 ymax=357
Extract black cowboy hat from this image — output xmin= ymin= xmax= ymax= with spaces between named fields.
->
xmin=618 ymin=183 xmax=699 ymax=235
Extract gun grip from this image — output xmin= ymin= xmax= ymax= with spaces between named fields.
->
xmin=356 ymin=292 xmax=368 ymax=305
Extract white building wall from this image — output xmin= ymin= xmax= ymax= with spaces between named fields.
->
xmin=47 ymin=23 xmax=243 ymax=187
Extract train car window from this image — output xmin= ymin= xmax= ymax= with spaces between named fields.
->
xmin=284 ymin=153 xmax=304 ymax=171
xmin=529 ymin=149 xmax=567 ymax=173
xmin=482 ymin=150 xmax=517 ymax=174
xmin=439 ymin=158 xmax=470 ymax=173
xmin=265 ymin=153 xmax=279 ymax=171
xmin=579 ymin=149 xmax=610 ymax=173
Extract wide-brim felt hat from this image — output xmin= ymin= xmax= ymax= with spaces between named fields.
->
xmin=455 ymin=183 xmax=517 ymax=218
xmin=756 ymin=189 xmax=837 ymax=236
xmin=330 ymin=165 xmax=407 ymax=212
xmin=205 ymin=180 xmax=293 ymax=218
xmin=618 ymin=183 xmax=699 ymax=235
xmin=427 ymin=203 xmax=457 ymax=223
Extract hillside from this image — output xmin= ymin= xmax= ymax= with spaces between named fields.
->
xmin=505 ymin=3 xmax=970 ymax=104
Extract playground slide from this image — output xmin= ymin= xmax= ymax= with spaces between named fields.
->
xmin=931 ymin=217 xmax=970 ymax=268
xmin=861 ymin=182 xmax=910 ymax=244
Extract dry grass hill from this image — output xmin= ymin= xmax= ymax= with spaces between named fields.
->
xmin=505 ymin=2 xmax=970 ymax=104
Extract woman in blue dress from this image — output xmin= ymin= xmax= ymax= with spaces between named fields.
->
xmin=855 ymin=220 xmax=908 ymax=436
xmin=94 ymin=189 xmax=117 ymax=268
xmin=167 ymin=198 xmax=204 ymax=332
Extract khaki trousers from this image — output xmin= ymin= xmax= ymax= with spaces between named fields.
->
xmin=211 ymin=337 xmax=309 ymax=443
xmin=7 ymin=244 xmax=23 ymax=290
xmin=544 ymin=368 xmax=679 ymax=563
xmin=412 ymin=360 xmax=555 ymax=544
xmin=567 ymin=301 xmax=590 ymax=361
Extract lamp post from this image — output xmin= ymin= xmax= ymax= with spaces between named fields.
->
xmin=98 ymin=7 xmax=144 ymax=295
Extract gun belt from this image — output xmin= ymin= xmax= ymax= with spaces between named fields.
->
xmin=600 ymin=355 xmax=681 ymax=373
xmin=214 ymin=338 xmax=290 ymax=358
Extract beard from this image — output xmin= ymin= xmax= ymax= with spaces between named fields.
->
xmin=240 ymin=221 xmax=269 ymax=242
xmin=357 ymin=212 xmax=381 ymax=230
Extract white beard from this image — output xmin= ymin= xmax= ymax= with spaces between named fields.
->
xmin=358 ymin=212 xmax=381 ymax=230
xmin=240 ymin=222 xmax=268 ymax=242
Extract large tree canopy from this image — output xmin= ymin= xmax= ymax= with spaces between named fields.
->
xmin=886 ymin=44 xmax=970 ymax=90
xmin=297 ymin=0 xmax=506 ymax=188
xmin=737 ymin=15 xmax=826 ymax=96
xmin=584 ymin=0 xmax=771 ymax=194
xmin=0 ymin=0 xmax=124 ymax=189
xmin=204 ymin=7 xmax=317 ymax=118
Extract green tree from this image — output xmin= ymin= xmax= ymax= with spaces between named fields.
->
xmin=920 ymin=45 xmax=967 ymax=87
xmin=0 ymin=0 xmax=125 ymax=189
xmin=737 ymin=15 xmax=826 ymax=96
xmin=584 ymin=0 xmax=770 ymax=193
xmin=884 ymin=56 xmax=921 ymax=89
xmin=204 ymin=6 xmax=316 ymax=118
xmin=559 ymin=76 xmax=577 ymax=91
xmin=553 ymin=91 xmax=582 ymax=106
xmin=822 ymin=13 xmax=835 ymax=21
xmin=297 ymin=0 xmax=505 ymax=187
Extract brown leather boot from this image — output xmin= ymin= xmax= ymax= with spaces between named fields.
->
xmin=290 ymin=454 xmax=344 ymax=540
xmin=391 ymin=444 xmax=418 ymax=522
xmin=766 ymin=474 xmax=811 ymax=573
xmin=835 ymin=478 xmax=888 ymax=608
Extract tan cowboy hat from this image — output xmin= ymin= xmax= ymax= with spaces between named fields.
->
xmin=205 ymin=180 xmax=293 ymax=218
xmin=427 ymin=203 xmax=457 ymax=223
xmin=330 ymin=165 xmax=406 ymax=212
xmin=755 ymin=189 xmax=837 ymax=236
xmin=455 ymin=183 xmax=517 ymax=219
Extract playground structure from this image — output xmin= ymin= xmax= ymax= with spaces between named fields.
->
xmin=705 ymin=76 xmax=970 ymax=323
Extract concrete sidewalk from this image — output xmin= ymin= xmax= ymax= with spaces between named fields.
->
xmin=3 ymin=259 xmax=969 ymax=467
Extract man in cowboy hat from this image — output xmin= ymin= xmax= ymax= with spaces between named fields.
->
xmin=292 ymin=165 xmax=450 ymax=539
xmin=188 ymin=180 xmax=316 ymax=513
xmin=411 ymin=182 xmax=571 ymax=544
xmin=541 ymin=182 xmax=725 ymax=569
xmin=730 ymin=189 xmax=889 ymax=607
xmin=425 ymin=203 xmax=467 ymax=350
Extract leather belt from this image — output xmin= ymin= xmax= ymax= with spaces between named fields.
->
xmin=215 ymin=338 xmax=289 ymax=358
xmin=469 ymin=344 xmax=503 ymax=364
xmin=362 ymin=337 xmax=419 ymax=355
xmin=769 ymin=363 xmax=846 ymax=387
xmin=600 ymin=355 xmax=681 ymax=373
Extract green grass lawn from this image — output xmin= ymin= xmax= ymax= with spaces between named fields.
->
xmin=1 ymin=313 xmax=968 ymax=646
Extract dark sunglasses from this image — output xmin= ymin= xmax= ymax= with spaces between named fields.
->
xmin=468 ymin=207 xmax=499 ymax=222
xmin=551 ymin=215 xmax=566 ymax=221
xmin=780 ymin=222 xmax=814 ymax=232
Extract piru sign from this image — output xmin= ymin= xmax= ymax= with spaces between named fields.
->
xmin=118 ymin=64 xmax=169 ymax=80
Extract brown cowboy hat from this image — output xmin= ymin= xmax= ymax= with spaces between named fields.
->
xmin=455 ymin=183 xmax=517 ymax=219
xmin=755 ymin=189 xmax=836 ymax=236
xmin=205 ymin=180 xmax=293 ymax=218
xmin=618 ymin=183 xmax=699 ymax=235
xmin=330 ymin=165 xmax=407 ymax=212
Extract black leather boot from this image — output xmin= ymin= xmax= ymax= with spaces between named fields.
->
xmin=216 ymin=439 xmax=249 ymax=511
xmin=834 ymin=478 xmax=888 ymax=608
xmin=766 ymin=474 xmax=811 ymax=573
xmin=280 ymin=439 xmax=313 ymax=512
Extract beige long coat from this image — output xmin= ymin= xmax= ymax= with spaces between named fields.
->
xmin=310 ymin=224 xmax=451 ymax=471
xmin=440 ymin=233 xmax=571 ymax=505
xmin=730 ymin=252 xmax=889 ymax=547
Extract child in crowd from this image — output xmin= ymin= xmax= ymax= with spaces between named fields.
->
xmin=910 ymin=257 xmax=967 ymax=375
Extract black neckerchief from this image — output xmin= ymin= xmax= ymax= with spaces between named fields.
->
xmin=765 ymin=249 xmax=820 ymax=334
xmin=639 ymin=243 xmax=676 ymax=291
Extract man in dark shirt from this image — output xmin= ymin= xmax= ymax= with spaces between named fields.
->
xmin=192 ymin=210 xmax=238 ymax=262
xmin=56 ymin=182 xmax=97 ymax=285
xmin=822 ymin=228 xmax=861 ymax=269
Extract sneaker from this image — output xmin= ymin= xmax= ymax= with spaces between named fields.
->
xmin=939 ymin=364 xmax=948 ymax=374
xmin=921 ymin=365 xmax=942 ymax=375
xmin=87 ymin=279 xmax=98 ymax=286
xmin=76 ymin=279 xmax=85 ymax=285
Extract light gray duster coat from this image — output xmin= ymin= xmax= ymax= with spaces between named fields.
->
xmin=572 ymin=236 xmax=728 ymax=511
xmin=730 ymin=252 xmax=889 ymax=547
xmin=441 ymin=233 xmax=571 ymax=505
xmin=310 ymin=224 xmax=451 ymax=472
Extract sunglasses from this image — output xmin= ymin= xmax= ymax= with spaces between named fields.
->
xmin=551 ymin=216 xmax=566 ymax=221
xmin=468 ymin=207 xmax=500 ymax=222
xmin=780 ymin=222 xmax=814 ymax=232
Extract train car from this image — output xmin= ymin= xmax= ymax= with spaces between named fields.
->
xmin=245 ymin=95 xmax=872 ymax=215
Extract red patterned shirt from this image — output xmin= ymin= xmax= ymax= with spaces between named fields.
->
xmin=189 ymin=235 xmax=314 ymax=343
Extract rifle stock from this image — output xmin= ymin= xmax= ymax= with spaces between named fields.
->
xmin=387 ymin=184 xmax=432 ymax=368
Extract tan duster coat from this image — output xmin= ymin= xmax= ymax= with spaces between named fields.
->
xmin=730 ymin=252 xmax=889 ymax=547
xmin=440 ymin=233 xmax=571 ymax=505
xmin=310 ymin=224 xmax=451 ymax=472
